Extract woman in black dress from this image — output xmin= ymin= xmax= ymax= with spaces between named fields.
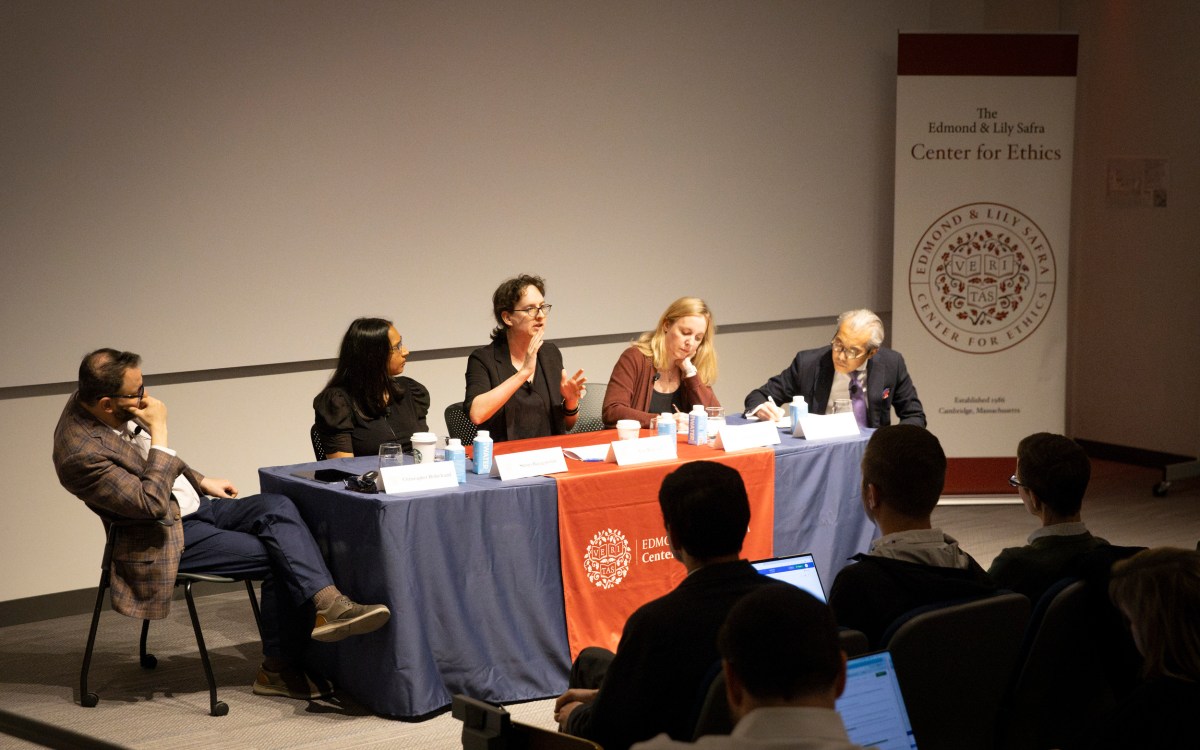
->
xmin=313 ymin=317 xmax=430 ymax=457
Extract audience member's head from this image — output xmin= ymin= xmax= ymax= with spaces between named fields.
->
xmin=1108 ymin=547 xmax=1200 ymax=682
xmin=861 ymin=424 xmax=946 ymax=520
xmin=718 ymin=585 xmax=845 ymax=720
xmin=659 ymin=461 xmax=750 ymax=562
xmin=77 ymin=348 xmax=141 ymax=404
xmin=1015 ymin=432 xmax=1091 ymax=518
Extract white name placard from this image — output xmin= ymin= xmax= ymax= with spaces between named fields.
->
xmin=380 ymin=462 xmax=459 ymax=494
xmin=608 ymin=434 xmax=678 ymax=466
xmin=792 ymin=412 xmax=861 ymax=441
xmin=713 ymin=420 xmax=781 ymax=452
xmin=491 ymin=447 xmax=570 ymax=480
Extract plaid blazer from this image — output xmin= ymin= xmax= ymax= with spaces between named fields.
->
xmin=52 ymin=395 xmax=204 ymax=620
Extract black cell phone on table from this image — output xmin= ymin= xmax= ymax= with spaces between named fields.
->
xmin=291 ymin=468 xmax=357 ymax=483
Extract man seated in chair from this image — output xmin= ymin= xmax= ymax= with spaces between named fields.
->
xmin=989 ymin=432 xmax=1121 ymax=603
xmin=633 ymin=585 xmax=864 ymax=750
xmin=553 ymin=461 xmax=779 ymax=750
xmin=53 ymin=349 xmax=392 ymax=700
xmin=828 ymin=425 xmax=995 ymax=648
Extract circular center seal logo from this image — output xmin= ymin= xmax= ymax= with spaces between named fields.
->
xmin=909 ymin=202 xmax=1056 ymax=354
xmin=583 ymin=528 xmax=632 ymax=590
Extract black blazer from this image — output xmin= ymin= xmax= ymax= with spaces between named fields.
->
xmin=743 ymin=345 xmax=926 ymax=427
xmin=463 ymin=336 xmax=568 ymax=442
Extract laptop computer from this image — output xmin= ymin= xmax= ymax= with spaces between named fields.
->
xmin=836 ymin=651 xmax=919 ymax=749
xmin=750 ymin=553 xmax=826 ymax=602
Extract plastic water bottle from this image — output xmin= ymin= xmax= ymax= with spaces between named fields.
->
xmin=445 ymin=438 xmax=466 ymax=483
xmin=688 ymin=404 xmax=707 ymax=445
xmin=472 ymin=430 xmax=493 ymax=475
xmin=657 ymin=412 xmax=676 ymax=439
xmin=790 ymin=395 xmax=808 ymax=425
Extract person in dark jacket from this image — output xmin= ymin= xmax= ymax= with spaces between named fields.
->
xmin=829 ymin=425 xmax=995 ymax=647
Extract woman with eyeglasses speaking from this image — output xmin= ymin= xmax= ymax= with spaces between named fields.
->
xmin=601 ymin=296 xmax=720 ymax=430
xmin=313 ymin=317 xmax=430 ymax=457
xmin=464 ymin=274 xmax=587 ymax=442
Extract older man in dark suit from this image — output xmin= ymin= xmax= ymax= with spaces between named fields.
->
xmin=744 ymin=309 xmax=926 ymax=428
xmin=53 ymin=348 xmax=391 ymax=700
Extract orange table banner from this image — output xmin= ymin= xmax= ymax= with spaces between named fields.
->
xmin=554 ymin=439 xmax=775 ymax=659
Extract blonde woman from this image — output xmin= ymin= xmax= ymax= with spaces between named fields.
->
xmin=601 ymin=297 xmax=719 ymax=429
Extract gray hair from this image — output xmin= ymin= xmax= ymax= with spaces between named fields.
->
xmin=836 ymin=309 xmax=884 ymax=350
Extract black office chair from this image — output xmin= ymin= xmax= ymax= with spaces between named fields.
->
xmin=1001 ymin=568 xmax=1144 ymax=750
xmin=882 ymin=592 xmax=1031 ymax=750
xmin=309 ymin=424 xmax=326 ymax=461
xmin=567 ymin=382 xmax=606 ymax=434
xmin=80 ymin=521 xmax=262 ymax=716
xmin=838 ymin=627 xmax=870 ymax=657
xmin=445 ymin=402 xmax=479 ymax=447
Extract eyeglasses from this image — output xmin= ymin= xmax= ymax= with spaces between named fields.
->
xmin=831 ymin=339 xmax=871 ymax=360
xmin=1008 ymin=474 xmax=1028 ymax=489
xmin=108 ymin=384 xmax=145 ymax=401
xmin=513 ymin=304 xmax=552 ymax=317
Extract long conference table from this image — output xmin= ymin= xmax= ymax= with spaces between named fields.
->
xmin=258 ymin=420 xmax=875 ymax=718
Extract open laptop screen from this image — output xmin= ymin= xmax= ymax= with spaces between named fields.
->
xmin=836 ymin=651 xmax=918 ymax=749
xmin=750 ymin=553 xmax=826 ymax=602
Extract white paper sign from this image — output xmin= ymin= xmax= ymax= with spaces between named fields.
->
xmin=713 ymin=421 xmax=781 ymax=452
xmin=792 ymin=412 xmax=861 ymax=441
xmin=380 ymin=461 xmax=459 ymax=494
xmin=490 ymin=447 xmax=570 ymax=480
xmin=609 ymin=434 xmax=678 ymax=466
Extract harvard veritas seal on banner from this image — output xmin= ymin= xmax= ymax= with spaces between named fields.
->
xmin=583 ymin=528 xmax=631 ymax=589
xmin=909 ymin=202 xmax=1056 ymax=354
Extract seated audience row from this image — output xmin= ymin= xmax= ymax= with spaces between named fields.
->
xmin=566 ymin=427 xmax=1192 ymax=748
xmin=312 ymin=274 xmax=927 ymax=455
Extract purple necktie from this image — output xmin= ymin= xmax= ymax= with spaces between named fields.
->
xmin=848 ymin=371 xmax=867 ymax=428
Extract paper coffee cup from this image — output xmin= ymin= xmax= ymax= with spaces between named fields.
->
xmin=410 ymin=432 xmax=438 ymax=464
xmin=616 ymin=419 xmax=640 ymax=440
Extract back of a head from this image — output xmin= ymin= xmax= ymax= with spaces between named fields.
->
xmin=718 ymin=585 xmax=841 ymax=700
xmin=1109 ymin=547 xmax=1200 ymax=682
xmin=658 ymin=461 xmax=749 ymax=560
xmin=861 ymin=424 xmax=946 ymax=519
xmin=1017 ymin=432 xmax=1091 ymax=516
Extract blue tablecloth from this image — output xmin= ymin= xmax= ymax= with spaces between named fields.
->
xmin=258 ymin=424 xmax=874 ymax=718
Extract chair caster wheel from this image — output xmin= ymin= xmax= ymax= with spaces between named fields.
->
xmin=140 ymin=653 xmax=158 ymax=669
xmin=1153 ymin=480 xmax=1170 ymax=497
xmin=81 ymin=692 xmax=99 ymax=708
xmin=211 ymin=701 xmax=229 ymax=716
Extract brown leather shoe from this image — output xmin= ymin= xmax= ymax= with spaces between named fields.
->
xmin=312 ymin=596 xmax=391 ymax=643
xmin=252 ymin=665 xmax=332 ymax=700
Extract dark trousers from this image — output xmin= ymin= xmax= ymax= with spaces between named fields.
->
xmin=179 ymin=493 xmax=334 ymax=661
xmin=569 ymin=646 xmax=616 ymax=690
